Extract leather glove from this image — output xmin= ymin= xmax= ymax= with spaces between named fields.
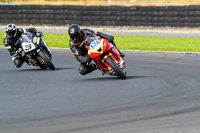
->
xmin=16 ymin=48 xmax=22 ymax=55
xmin=37 ymin=31 xmax=43 ymax=37
xmin=106 ymin=35 xmax=114 ymax=42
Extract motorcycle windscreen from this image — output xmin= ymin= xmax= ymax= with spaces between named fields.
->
xmin=21 ymin=33 xmax=35 ymax=42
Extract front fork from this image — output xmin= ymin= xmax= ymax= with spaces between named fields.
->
xmin=25 ymin=51 xmax=37 ymax=65
xmin=102 ymin=53 xmax=120 ymax=71
xmin=26 ymin=49 xmax=42 ymax=65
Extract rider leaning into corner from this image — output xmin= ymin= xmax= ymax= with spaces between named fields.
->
xmin=3 ymin=23 xmax=51 ymax=68
xmin=68 ymin=24 xmax=125 ymax=75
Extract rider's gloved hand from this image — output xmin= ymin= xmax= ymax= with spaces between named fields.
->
xmin=107 ymin=35 xmax=114 ymax=42
xmin=37 ymin=31 xmax=43 ymax=37
xmin=16 ymin=48 xmax=22 ymax=55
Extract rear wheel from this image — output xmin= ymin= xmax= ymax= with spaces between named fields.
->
xmin=105 ymin=56 xmax=126 ymax=79
xmin=38 ymin=51 xmax=55 ymax=70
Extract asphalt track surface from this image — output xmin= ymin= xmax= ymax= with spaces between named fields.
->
xmin=1 ymin=46 xmax=200 ymax=133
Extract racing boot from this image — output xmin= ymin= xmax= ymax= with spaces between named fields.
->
xmin=89 ymin=63 xmax=97 ymax=70
xmin=13 ymin=58 xmax=24 ymax=68
xmin=12 ymin=52 xmax=26 ymax=68
xmin=79 ymin=63 xmax=97 ymax=75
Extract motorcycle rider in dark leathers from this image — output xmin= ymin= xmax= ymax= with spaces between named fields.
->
xmin=68 ymin=24 xmax=125 ymax=75
xmin=3 ymin=23 xmax=51 ymax=68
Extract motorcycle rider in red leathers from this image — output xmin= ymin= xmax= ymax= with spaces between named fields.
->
xmin=68 ymin=24 xmax=125 ymax=75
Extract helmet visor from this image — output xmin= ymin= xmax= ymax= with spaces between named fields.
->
xmin=71 ymin=32 xmax=81 ymax=42
xmin=7 ymin=29 xmax=16 ymax=37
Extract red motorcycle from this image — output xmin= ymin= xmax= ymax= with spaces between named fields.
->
xmin=83 ymin=35 xmax=126 ymax=79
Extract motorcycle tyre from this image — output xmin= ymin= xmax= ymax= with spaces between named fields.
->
xmin=40 ymin=64 xmax=47 ymax=70
xmin=105 ymin=56 xmax=126 ymax=79
xmin=38 ymin=51 xmax=55 ymax=70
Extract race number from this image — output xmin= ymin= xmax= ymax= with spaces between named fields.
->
xmin=25 ymin=44 xmax=32 ymax=51
xmin=90 ymin=40 xmax=101 ymax=50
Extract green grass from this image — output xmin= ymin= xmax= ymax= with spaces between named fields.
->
xmin=1 ymin=32 xmax=200 ymax=52
xmin=114 ymin=36 xmax=200 ymax=52
xmin=42 ymin=33 xmax=70 ymax=48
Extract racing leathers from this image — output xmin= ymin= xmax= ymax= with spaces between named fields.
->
xmin=69 ymin=28 xmax=123 ymax=75
xmin=3 ymin=28 xmax=50 ymax=67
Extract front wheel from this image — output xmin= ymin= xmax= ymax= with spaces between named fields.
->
xmin=105 ymin=56 xmax=126 ymax=79
xmin=37 ymin=51 xmax=55 ymax=70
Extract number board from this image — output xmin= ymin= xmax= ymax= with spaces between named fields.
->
xmin=90 ymin=40 xmax=101 ymax=50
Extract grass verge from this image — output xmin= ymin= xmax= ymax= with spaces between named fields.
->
xmin=1 ymin=32 xmax=200 ymax=52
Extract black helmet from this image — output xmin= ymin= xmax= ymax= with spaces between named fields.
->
xmin=68 ymin=24 xmax=83 ymax=43
xmin=6 ymin=23 xmax=17 ymax=38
